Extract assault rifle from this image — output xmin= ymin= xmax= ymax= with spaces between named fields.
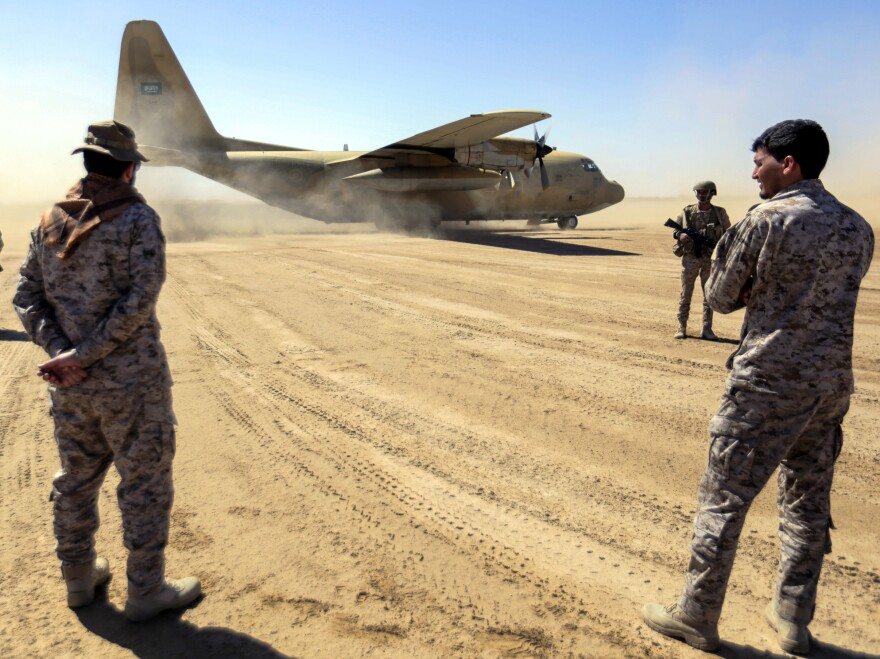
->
xmin=664 ymin=218 xmax=717 ymax=258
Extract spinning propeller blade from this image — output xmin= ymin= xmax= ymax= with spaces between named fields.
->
xmin=532 ymin=124 xmax=555 ymax=190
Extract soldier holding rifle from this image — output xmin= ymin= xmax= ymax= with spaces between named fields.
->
xmin=669 ymin=181 xmax=730 ymax=340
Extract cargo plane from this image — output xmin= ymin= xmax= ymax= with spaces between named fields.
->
xmin=115 ymin=21 xmax=625 ymax=231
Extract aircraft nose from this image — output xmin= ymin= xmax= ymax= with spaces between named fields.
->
xmin=607 ymin=180 xmax=625 ymax=205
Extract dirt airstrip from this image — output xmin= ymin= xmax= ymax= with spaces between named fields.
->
xmin=1 ymin=198 xmax=878 ymax=658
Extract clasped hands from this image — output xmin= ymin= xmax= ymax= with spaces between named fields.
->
xmin=37 ymin=349 xmax=87 ymax=388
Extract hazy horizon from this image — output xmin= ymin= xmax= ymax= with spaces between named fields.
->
xmin=4 ymin=192 xmax=879 ymax=256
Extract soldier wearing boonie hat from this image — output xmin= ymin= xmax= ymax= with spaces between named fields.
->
xmin=13 ymin=119 xmax=200 ymax=621
xmin=72 ymin=120 xmax=149 ymax=162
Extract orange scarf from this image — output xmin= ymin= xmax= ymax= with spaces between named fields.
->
xmin=41 ymin=173 xmax=145 ymax=259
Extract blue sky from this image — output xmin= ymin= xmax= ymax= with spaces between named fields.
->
xmin=2 ymin=0 xmax=879 ymax=203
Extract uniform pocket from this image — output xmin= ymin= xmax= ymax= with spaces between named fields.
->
xmin=142 ymin=387 xmax=177 ymax=425
xmin=708 ymin=387 xmax=762 ymax=437
xmin=717 ymin=437 xmax=756 ymax=483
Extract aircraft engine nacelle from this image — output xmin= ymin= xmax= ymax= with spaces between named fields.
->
xmin=343 ymin=167 xmax=501 ymax=192
xmin=454 ymin=138 xmax=538 ymax=171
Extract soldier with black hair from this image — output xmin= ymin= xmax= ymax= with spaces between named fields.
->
xmin=643 ymin=119 xmax=874 ymax=654
xmin=14 ymin=120 xmax=201 ymax=621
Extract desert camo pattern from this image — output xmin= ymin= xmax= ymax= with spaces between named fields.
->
xmin=706 ymin=179 xmax=874 ymax=395
xmin=678 ymin=253 xmax=713 ymax=327
xmin=14 ymin=197 xmax=172 ymax=391
xmin=679 ymin=386 xmax=848 ymax=624
xmin=50 ymin=386 xmax=175 ymax=596
xmin=13 ymin=182 xmax=176 ymax=597
xmin=677 ymin=204 xmax=730 ymax=327
xmin=678 ymin=179 xmax=873 ymax=625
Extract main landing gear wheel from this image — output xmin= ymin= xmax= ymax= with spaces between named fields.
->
xmin=556 ymin=216 xmax=578 ymax=230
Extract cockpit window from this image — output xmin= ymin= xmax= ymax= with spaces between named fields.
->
xmin=581 ymin=159 xmax=600 ymax=172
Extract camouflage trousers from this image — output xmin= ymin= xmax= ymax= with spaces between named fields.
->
xmin=678 ymin=385 xmax=849 ymax=625
xmin=49 ymin=385 xmax=176 ymax=597
xmin=678 ymin=254 xmax=713 ymax=328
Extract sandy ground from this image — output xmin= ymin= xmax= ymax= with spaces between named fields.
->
xmin=1 ymin=198 xmax=878 ymax=658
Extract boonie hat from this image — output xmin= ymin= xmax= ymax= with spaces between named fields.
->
xmin=72 ymin=120 xmax=148 ymax=162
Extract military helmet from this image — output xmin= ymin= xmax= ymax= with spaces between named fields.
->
xmin=693 ymin=180 xmax=717 ymax=195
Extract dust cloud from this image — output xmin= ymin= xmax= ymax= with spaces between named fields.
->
xmin=0 ymin=199 xmax=375 ymax=263
xmin=4 ymin=192 xmax=876 ymax=267
xmin=149 ymin=200 xmax=371 ymax=242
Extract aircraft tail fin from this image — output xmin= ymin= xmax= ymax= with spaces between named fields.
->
xmin=114 ymin=21 xmax=224 ymax=156
xmin=115 ymin=21 xmax=304 ymax=162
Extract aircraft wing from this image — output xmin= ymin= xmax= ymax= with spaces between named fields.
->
xmin=359 ymin=110 xmax=550 ymax=160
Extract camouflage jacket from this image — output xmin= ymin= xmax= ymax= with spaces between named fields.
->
xmin=14 ymin=191 xmax=171 ymax=391
xmin=677 ymin=204 xmax=731 ymax=253
xmin=707 ymin=179 xmax=874 ymax=394
xmin=678 ymin=204 xmax=731 ymax=231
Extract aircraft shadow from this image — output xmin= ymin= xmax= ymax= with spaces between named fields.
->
xmin=75 ymin=593 xmax=292 ymax=659
xmin=0 ymin=329 xmax=30 ymax=342
xmin=437 ymin=230 xmax=639 ymax=257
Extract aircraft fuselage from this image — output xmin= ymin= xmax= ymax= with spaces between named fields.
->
xmin=170 ymin=148 xmax=624 ymax=225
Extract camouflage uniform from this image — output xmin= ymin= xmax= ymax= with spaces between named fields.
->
xmin=676 ymin=204 xmax=731 ymax=329
xmin=678 ymin=179 xmax=873 ymax=625
xmin=14 ymin=175 xmax=175 ymax=597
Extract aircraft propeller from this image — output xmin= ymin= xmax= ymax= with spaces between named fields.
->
xmin=524 ymin=125 xmax=555 ymax=189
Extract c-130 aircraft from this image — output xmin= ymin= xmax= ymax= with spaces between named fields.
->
xmin=115 ymin=21 xmax=625 ymax=231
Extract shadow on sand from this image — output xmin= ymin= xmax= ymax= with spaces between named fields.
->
xmin=75 ymin=593 xmax=292 ymax=659
xmin=0 ymin=329 xmax=30 ymax=342
xmin=437 ymin=229 xmax=639 ymax=257
xmin=806 ymin=639 xmax=880 ymax=659
xmin=716 ymin=638 xmax=879 ymax=658
xmin=693 ymin=335 xmax=740 ymax=346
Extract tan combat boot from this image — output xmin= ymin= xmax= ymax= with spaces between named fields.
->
xmin=642 ymin=602 xmax=721 ymax=651
xmin=674 ymin=324 xmax=687 ymax=340
xmin=701 ymin=324 xmax=718 ymax=341
xmin=765 ymin=602 xmax=810 ymax=655
xmin=125 ymin=576 xmax=202 ymax=622
xmin=63 ymin=557 xmax=111 ymax=608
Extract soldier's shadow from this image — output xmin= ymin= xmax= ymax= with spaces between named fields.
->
xmin=717 ymin=639 xmax=878 ymax=658
xmin=0 ymin=329 xmax=30 ymax=342
xmin=75 ymin=594 xmax=293 ymax=659
xmin=712 ymin=337 xmax=741 ymax=346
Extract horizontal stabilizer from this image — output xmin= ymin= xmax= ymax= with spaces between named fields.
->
xmin=136 ymin=144 xmax=230 ymax=168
